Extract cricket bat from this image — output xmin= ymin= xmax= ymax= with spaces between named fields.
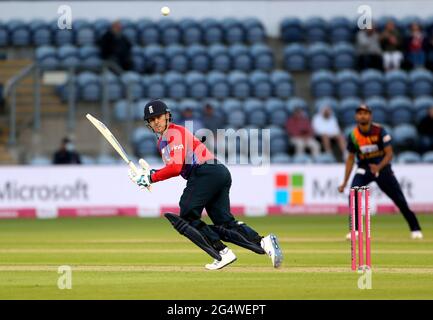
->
xmin=86 ymin=113 xmax=151 ymax=191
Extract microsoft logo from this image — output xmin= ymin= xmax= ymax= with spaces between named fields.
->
xmin=275 ymin=173 xmax=304 ymax=205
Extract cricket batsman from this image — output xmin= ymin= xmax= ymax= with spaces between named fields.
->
xmin=128 ymin=99 xmax=283 ymax=270
xmin=338 ymin=104 xmax=423 ymax=239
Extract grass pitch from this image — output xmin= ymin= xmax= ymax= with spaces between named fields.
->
xmin=0 ymin=215 xmax=433 ymax=299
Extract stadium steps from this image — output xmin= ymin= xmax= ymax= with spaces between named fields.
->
xmin=0 ymin=59 xmax=69 ymax=164
xmin=16 ymin=102 xmax=132 ymax=162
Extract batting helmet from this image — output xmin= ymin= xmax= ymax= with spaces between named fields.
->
xmin=143 ymin=99 xmax=171 ymax=121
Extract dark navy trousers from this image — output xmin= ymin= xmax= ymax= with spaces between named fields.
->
xmin=179 ymin=163 xmax=237 ymax=245
xmin=351 ymin=165 xmax=421 ymax=231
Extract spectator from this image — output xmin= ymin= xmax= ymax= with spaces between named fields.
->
xmin=405 ymin=22 xmax=427 ymax=69
xmin=52 ymin=137 xmax=81 ymax=164
xmin=380 ymin=20 xmax=404 ymax=70
xmin=312 ymin=105 xmax=346 ymax=158
xmin=98 ymin=21 xmax=132 ymax=71
xmin=418 ymin=106 xmax=433 ymax=152
xmin=426 ymin=31 xmax=433 ymax=70
xmin=181 ymin=107 xmax=204 ymax=133
xmin=356 ymin=27 xmax=383 ymax=70
xmin=286 ymin=107 xmax=320 ymax=157
xmin=202 ymin=104 xmax=225 ymax=134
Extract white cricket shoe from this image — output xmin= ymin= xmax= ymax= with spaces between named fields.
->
xmin=205 ymin=248 xmax=237 ymax=270
xmin=261 ymin=234 xmax=283 ymax=268
xmin=411 ymin=231 xmax=423 ymax=240
xmin=346 ymin=231 xmax=358 ymax=241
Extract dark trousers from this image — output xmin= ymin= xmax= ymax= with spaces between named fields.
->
xmin=350 ymin=165 xmax=421 ymax=231
xmin=179 ymin=163 xmax=237 ymax=246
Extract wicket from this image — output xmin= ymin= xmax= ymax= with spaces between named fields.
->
xmin=350 ymin=186 xmax=371 ymax=271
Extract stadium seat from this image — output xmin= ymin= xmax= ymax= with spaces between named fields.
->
xmin=248 ymin=109 xmax=268 ymax=128
xmin=270 ymin=137 xmax=289 ymax=155
xmin=228 ymin=71 xmax=250 ymax=99
xmin=397 ymin=151 xmax=422 ymax=164
xmin=80 ymin=155 xmax=96 ymax=165
xmin=308 ymin=42 xmax=332 ymax=70
xmin=284 ymin=44 xmax=307 ymax=71
xmin=392 ymin=124 xmax=418 ymax=150
xmin=209 ymin=76 xmax=230 ymax=99
xmin=304 ymin=17 xmax=328 ymax=43
xmin=140 ymin=25 xmax=160 ymax=45
xmin=0 ymin=22 xmax=9 ymax=46
xmin=96 ymin=154 xmax=119 ymax=165
xmin=385 ymin=70 xmax=408 ymax=96
xmin=281 ymin=17 xmax=304 ymax=43
xmin=333 ymin=42 xmax=356 ymax=70
xmin=104 ymin=72 xmax=123 ymax=101
xmin=338 ymin=97 xmax=363 ymax=126
xmin=227 ymin=109 xmax=246 ymax=128
xmin=336 ymin=70 xmax=359 ymax=98
xmin=388 ymin=96 xmax=413 ymax=125
xmin=9 ymin=20 xmax=30 ymax=46
xmin=268 ymin=107 xmax=288 ymax=128
xmin=36 ymin=46 xmax=59 ymax=69
xmin=93 ymin=18 xmax=111 ymax=38
xmin=414 ymin=96 xmax=433 ymax=122
xmin=186 ymin=72 xmax=208 ymax=99
xmin=204 ymin=26 xmax=223 ymax=45
xmin=314 ymin=97 xmax=339 ymax=113
xmin=329 ymin=16 xmax=353 ymax=43
xmin=76 ymin=27 xmax=95 ymax=46
xmin=243 ymin=98 xmax=262 ymax=113
xmin=146 ymin=75 xmax=166 ymax=99
xmin=121 ymin=72 xmax=143 ymax=100
xmin=114 ymin=100 xmax=135 ymax=121
xmin=29 ymin=156 xmax=51 ymax=166
xmin=30 ymin=20 xmax=52 ymax=46
xmin=271 ymin=153 xmax=292 ymax=164
xmin=223 ymin=19 xmax=245 ymax=44
xmin=292 ymin=153 xmax=314 ymax=164
xmin=286 ymin=97 xmax=308 ymax=113
xmin=161 ymin=26 xmax=181 ymax=45
xmin=361 ymin=69 xmax=384 ymax=97
xmin=169 ymin=54 xmax=189 ymax=73
xmin=409 ymin=69 xmax=433 ymax=96
xmin=311 ymin=70 xmax=335 ymax=97
xmin=422 ymin=151 xmax=433 ymax=163
xmin=364 ymin=96 xmax=388 ymax=123
xmin=314 ymin=153 xmax=337 ymax=163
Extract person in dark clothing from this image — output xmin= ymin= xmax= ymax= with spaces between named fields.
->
xmin=418 ymin=106 xmax=433 ymax=152
xmin=380 ymin=20 xmax=404 ymax=70
xmin=52 ymin=137 xmax=82 ymax=165
xmin=98 ymin=21 xmax=132 ymax=71
xmin=405 ymin=22 xmax=428 ymax=69
xmin=338 ymin=104 xmax=423 ymax=240
xmin=202 ymin=104 xmax=225 ymax=134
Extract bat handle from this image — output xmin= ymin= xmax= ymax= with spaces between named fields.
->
xmin=128 ymin=161 xmax=152 ymax=192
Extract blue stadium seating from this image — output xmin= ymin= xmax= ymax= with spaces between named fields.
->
xmin=311 ymin=70 xmax=335 ymax=97
xmin=397 ymin=151 xmax=422 ymax=163
xmin=336 ymin=70 xmax=359 ymax=98
xmin=388 ymin=96 xmax=413 ymax=125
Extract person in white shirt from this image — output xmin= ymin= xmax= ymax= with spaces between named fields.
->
xmin=312 ymin=105 xmax=346 ymax=158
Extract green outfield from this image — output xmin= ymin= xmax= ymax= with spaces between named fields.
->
xmin=0 ymin=215 xmax=432 ymax=300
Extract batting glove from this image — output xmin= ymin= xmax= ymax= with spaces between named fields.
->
xmin=128 ymin=159 xmax=154 ymax=190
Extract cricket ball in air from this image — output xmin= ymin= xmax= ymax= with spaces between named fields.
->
xmin=161 ymin=6 xmax=170 ymax=16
